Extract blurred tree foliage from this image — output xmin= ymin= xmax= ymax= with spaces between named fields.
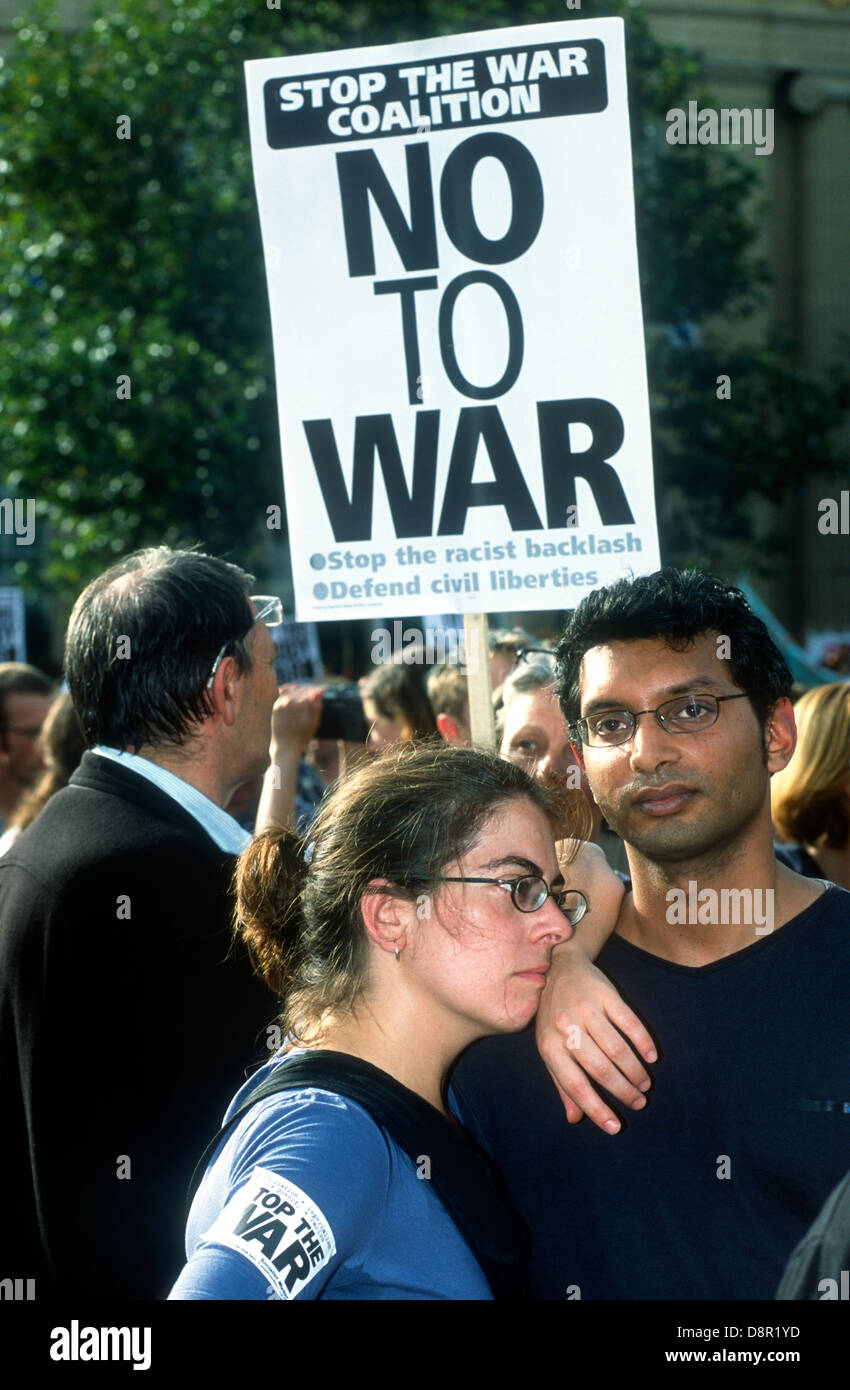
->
xmin=1 ymin=0 xmax=847 ymax=599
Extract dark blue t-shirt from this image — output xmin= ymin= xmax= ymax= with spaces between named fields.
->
xmin=451 ymin=886 xmax=850 ymax=1301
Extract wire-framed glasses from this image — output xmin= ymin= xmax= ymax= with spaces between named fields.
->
xmin=515 ymin=646 xmax=556 ymax=667
xmin=418 ymin=874 xmax=587 ymax=925
xmin=205 ymin=595 xmax=284 ymax=689
xmin=570 ymin=692 xmax=749 ymax=748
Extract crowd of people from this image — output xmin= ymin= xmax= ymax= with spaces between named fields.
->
xmin=1 ymin=547 xmax=848 ymax=1302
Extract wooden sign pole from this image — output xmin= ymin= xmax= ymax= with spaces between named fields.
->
xmin=463 ymin=612 xmax=496 ymax=750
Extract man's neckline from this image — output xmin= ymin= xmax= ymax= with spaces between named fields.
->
xmin=608 ymin=883 xmax=835 ymax=973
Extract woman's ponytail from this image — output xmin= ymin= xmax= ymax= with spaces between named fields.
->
xmin=233 ymin=827 xmax=309 ymax=996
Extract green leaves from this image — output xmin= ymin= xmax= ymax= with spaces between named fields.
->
xmin=1 ymin=0 xmax=846 ymax=603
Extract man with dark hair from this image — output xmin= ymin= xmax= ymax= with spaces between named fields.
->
xmin=452 ymin=568 xmax=850 ymax=1300
xmin=0 ymin=548 xmax=279 ymax=1298
xmin=0 ymin=662 xmax=54 ymax=828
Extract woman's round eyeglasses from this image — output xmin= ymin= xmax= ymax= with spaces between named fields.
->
xmin=418 ymin=874 xmax=587 ymax=925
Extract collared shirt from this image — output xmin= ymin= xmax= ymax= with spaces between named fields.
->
xmin=92 ymin=746 xmax=252 ymax=855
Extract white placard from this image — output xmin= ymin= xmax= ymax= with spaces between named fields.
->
xmin=246 ymin=19 xmax=660 ymax=622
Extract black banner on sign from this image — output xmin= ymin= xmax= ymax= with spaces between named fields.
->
xmin=263 ymin=40 xmax=608 ymax=149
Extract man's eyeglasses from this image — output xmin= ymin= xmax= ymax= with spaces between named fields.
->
xmin=206 ymin=595 xmax=284 ymax=690
xmin=570 ymin=692 xmax=749 ymax=748
xmin=515 ymin=647 xmax=556 ymax=667
xmin=417 ymin=874 xmax=588 ymax=925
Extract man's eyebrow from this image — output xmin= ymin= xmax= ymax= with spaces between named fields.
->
xmin=580 ymin=677 xmax=734 ymax=716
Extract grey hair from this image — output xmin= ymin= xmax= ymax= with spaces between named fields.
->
xmin=495 ymin=656 xmax=558 ymax=741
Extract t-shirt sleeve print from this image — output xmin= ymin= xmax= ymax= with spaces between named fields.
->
xmin=201 ymin=1166 xmax=337 ymax=1300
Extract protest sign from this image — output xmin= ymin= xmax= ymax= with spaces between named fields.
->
xmin=272 ymin=616 xmax=324 ymax=683
xmin=0 ymin=587 xmax=26 ymax=662
xmin=245 ymin=18 xmax=660 ymax=622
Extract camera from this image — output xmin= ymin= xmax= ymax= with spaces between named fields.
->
xmin=315 ymin=684 xmax=370 ymax=743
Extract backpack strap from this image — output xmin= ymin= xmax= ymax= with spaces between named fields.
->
xmin=188 ymin=1051 xmax=530 ymax=1300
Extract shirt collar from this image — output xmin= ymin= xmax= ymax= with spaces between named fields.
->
xmin=92 ymin=746 xmax=252 ymax=854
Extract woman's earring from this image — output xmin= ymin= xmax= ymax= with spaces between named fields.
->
xmin=394 ymin=940 xmax=400 ymax=961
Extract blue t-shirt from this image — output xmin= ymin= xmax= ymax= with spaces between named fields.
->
xmin=169 ymin=1053 xmax=492 ymax=1300
xmin=451 ymin=885 xmax=850 ymax=1301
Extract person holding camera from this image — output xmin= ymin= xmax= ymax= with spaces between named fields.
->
xmin=255 ymin=683 xmax=325 ymax=833
xmin=258 ymin=659 xmax=444 ymax=832
xmin=255 ymin=679 xmax=376 ymax=834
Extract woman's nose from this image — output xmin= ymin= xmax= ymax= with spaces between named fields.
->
xmin=531 ymin=898 xmax=574 ymax=945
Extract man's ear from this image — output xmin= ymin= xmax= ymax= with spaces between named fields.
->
xmin=360 ymin=879 xmax=409 ymax=957
xmin=436 ymin=712 xmax=455 ymax=744
xmin=436 ymin=712 xmax=468 ymax=747
xmin=207 ymin=656 xmax=242 ymax=728
xmin=765 ymin=697 xmax=797 ymax=775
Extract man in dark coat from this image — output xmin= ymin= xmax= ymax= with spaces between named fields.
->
xmin=0 ymin=548 xmax=280 ymax=1299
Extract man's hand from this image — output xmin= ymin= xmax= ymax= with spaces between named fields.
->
xmin=538 ymin=844 xmax=657 ymax=1134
